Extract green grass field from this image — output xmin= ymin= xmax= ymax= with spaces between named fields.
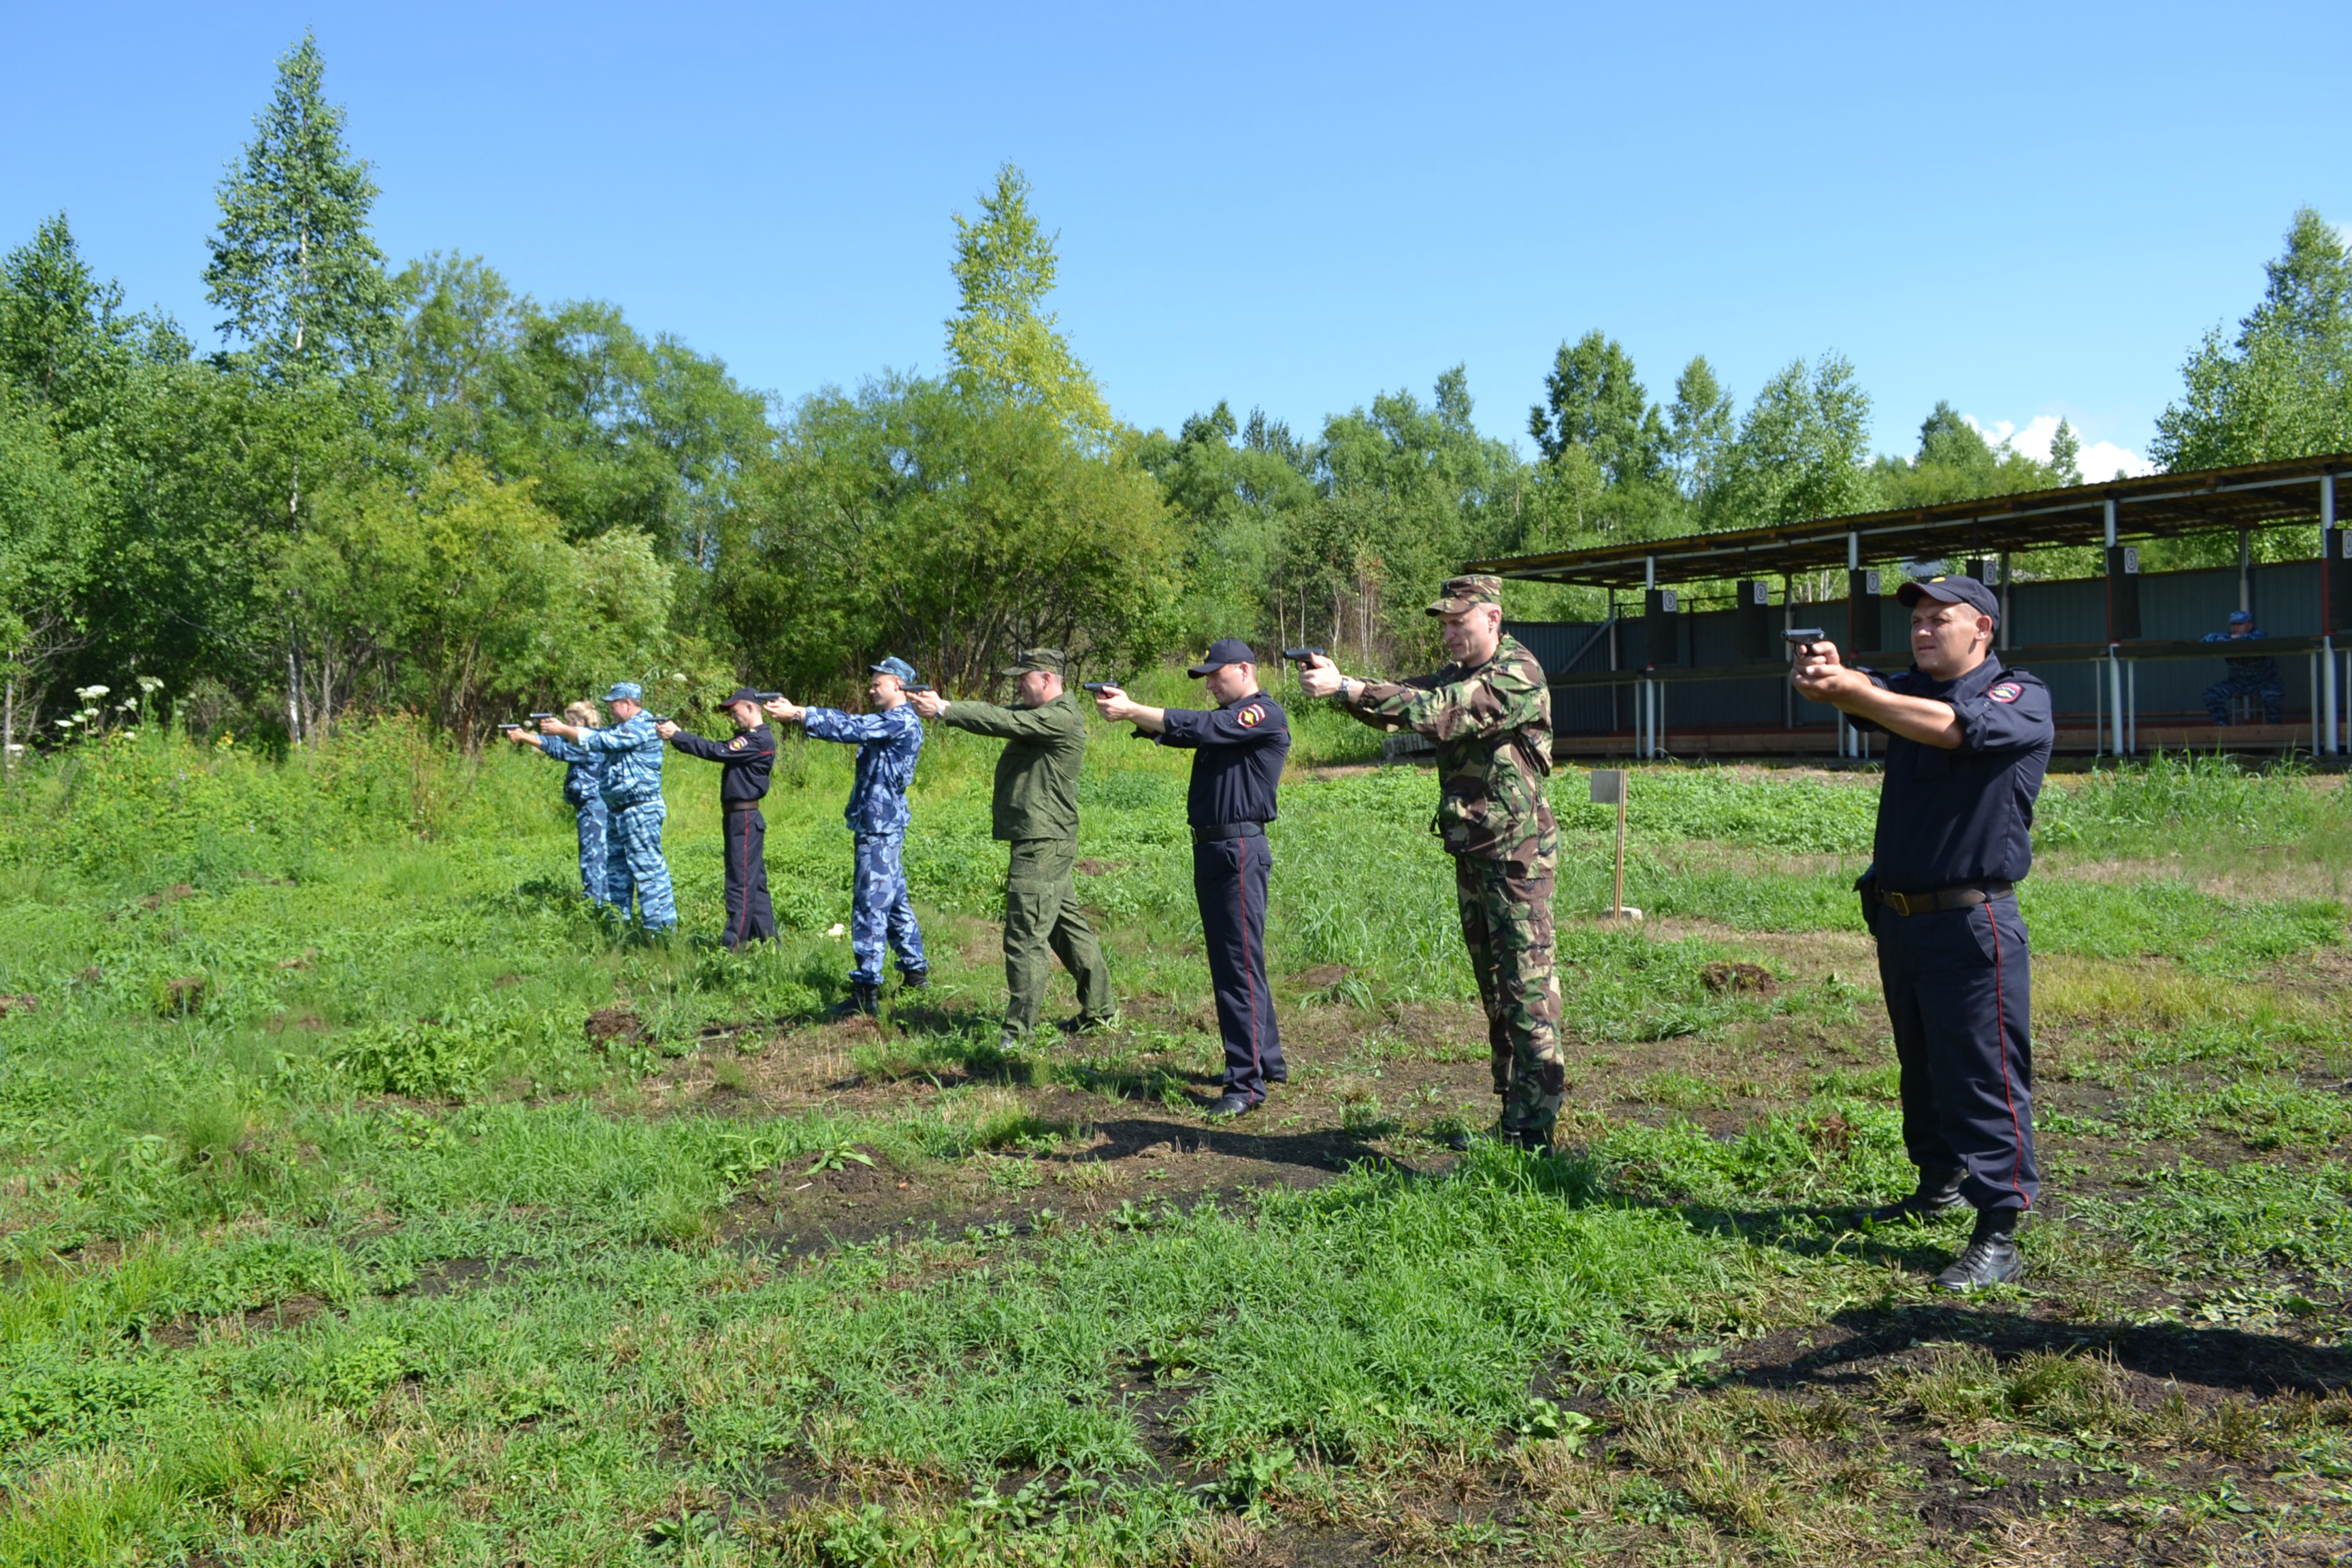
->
xmin=3 ymin=690 xmax=2350 ymax=1566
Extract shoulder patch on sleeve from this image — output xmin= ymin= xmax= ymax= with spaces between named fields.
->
xmin=1238 ymin=704 xmax=1264 ymax=728
xmin=728 ymin=735 xmax=747 ymax=749
xmin=1989 ymin=682 xmax=2023 ymax=704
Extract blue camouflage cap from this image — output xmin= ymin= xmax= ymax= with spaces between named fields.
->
xmin=2228 ymin=609 xmax=2253 ymax=623
xmin=601 ymin=681 xmax=644 ymax=703
xmin=870 ymin=656 xmax=919 ymax=684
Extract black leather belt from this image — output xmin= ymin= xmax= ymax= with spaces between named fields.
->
xmin=1192 ymin=821 xmax=1266 ymax=843
xmin=1878 ymin=882 xmax=2012 ymax=917
xmin=723 ymin=801 xmax=762 ymax=813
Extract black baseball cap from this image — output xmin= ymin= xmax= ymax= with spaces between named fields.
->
xmin=1895 ymin=573 xmax=1999 ymax=624
xmin=1186 ymin=638 xmax=1258 ymax=676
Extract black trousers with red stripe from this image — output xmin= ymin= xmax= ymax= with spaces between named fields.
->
xmin=1872 ymin=892 xmax=2039 ymax=1212
xmin=721 ymin=805 xmax=777 ymax=949
xmin=1194 ymin=834 xmax=1283 ymax=1101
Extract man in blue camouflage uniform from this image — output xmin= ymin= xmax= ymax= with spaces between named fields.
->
xmin=504 ymin=698 xmax=607 ymax=903
xmin=540 ymin=682 xmax=675 ymax=933
xmin=768 ymin=657 xmax=928 ymax=1015
xmin=2201 ymin=610 xmax=2285 ymax=726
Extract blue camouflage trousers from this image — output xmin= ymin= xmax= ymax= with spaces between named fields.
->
xmin=851 ymin=832 xmax=926 ymax=985
xmin=604 ymin=800 xmax=676 ymax=930
xmin=574 ymin=796 xmax=610 ymax=904
xmin=2204 ymin=670 xmax=2284 ymax=725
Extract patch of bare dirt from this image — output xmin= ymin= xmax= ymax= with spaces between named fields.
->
xmin=585 ymin=1006 xmax=643 ymax=1043
xmin=1699 ymin=960 xmax=1778 ymax=996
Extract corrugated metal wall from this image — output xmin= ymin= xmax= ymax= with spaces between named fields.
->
xmin=1510 ymin=558 xmax=2335 ymax=736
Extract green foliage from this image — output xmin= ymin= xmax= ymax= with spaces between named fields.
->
xmin=293 ymin=458 xmax=675 ymax=741
xmin=945 ymin=162 xmax=1113 ymax=442
xmin=2035 ymin=751 xmax=2351 ymax=859
xmin=201 ymin=31 xmax=397 ymax=385
xmin=1703 ymin=354 xmax=1876 ymax=531
xmin=1870 ymin=398 xmax=2060 ymax=507
xmin=2153 ymin=207 xmax=2352 ymax=474
xmin=717 ymin=374 xmax=1181 ymax=696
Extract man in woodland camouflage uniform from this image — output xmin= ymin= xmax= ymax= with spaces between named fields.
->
xmin=1298 ymin=574 xmax=1565 ymax=1149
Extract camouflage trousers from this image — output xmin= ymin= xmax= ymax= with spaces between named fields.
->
xmin=850 ymin=832 xmax=926 ymax=985
xmin=1454 ymin=845 xmax=1566 ymax=1139
xmin=604 ymin=800 xmax=676 ymax=932
xmin=572 ymin=796 xmax=609 ymax=904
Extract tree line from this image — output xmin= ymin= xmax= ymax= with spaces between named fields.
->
xmin=4 ymin=33 xmax=2347 ymax=753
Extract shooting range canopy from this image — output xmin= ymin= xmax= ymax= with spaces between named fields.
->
xmin=1462 ymin=453 xmax=2352 ymax=589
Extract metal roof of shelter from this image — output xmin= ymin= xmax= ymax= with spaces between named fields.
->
xmin=1463 ymin=452 xmax=2352 ymax=589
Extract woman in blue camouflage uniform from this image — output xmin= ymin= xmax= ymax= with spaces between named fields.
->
xmin=504 ymin=699 xmax=608 ymax=904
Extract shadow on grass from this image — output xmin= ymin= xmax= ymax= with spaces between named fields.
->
xmin=1736 ymin=1299 xmax=2352 ymax=1399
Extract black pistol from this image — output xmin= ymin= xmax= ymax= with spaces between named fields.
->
xmin=1783 ymin=628 xmax=1827 ymax=652
xmin=1280 ymin=647 xmax=1326 ymax=662
xmin=1081 ymin=681 xmax=1119 ymax=693
xmin=899 ymin=683 xmax=932 ymax=695
xmin=752 ymin=691 xmax=782 ymax=702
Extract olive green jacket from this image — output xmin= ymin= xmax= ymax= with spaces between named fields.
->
xmin=936 ymin=691 xmax=1088 ymax=843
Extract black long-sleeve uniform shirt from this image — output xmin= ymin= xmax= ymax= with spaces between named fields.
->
xmin=1156 ymin=691 xmax=1290 ymax=828
xmin=1847 ymin=657 xmax=2052 ymax=891
xmin=665 ymin=723 xmax=777 ymax=806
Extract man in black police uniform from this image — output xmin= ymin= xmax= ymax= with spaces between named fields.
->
xmin=1792 ymin=574 xmax=2052 ymax=1290
xmin=1094 ymin=639 xmax=1290 ymax=1117
xmin=656 ymin=689 xmax=777 ymax=948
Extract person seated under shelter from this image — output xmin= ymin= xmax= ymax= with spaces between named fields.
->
xmin=2202 ymin=610 xmax=2283 ymax=727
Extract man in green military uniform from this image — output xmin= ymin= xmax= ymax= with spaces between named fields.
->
xmin=907 ymin=649 xmax=1115 ymax=1048
xmin=1298 ymin=574 xmax=1565 ymax=1150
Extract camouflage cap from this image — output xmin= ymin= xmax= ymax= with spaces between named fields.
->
xmin=999 ymin=647 xmax=1067 ymax=677
xmin=1426 ymin=574 xmax=1503 ymax=617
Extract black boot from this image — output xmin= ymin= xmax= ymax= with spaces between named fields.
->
xmin=1855 ymin=1166 xmax=1966 ymax=1225
xmin=1935 ymin=1209 xmax=2025 ymax=1291
xmin=834 ymin=981 xmax=881 ymax=1018
xmin=898 ymin=968 xmax=928 ymax=991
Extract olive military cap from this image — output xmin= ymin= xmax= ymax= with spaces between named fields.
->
xmin=1426 ymin=574 xmax=1503 ymax=616
xmin=1000 ymin=648 xmax=1067 ymax=677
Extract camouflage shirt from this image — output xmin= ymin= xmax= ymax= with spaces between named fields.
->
xmin=1341 ymin=633 xmax=1554 ymax=862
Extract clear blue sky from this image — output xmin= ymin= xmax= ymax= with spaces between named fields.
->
xmin=7 ymin=1 xmax=2347 ymax=476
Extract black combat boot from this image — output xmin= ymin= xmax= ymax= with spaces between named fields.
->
xmin=898 ymin=968 xmax=928 ymax=991
xmin=1855 ymin=1166 xmax=1966 ymax=1225
xmin=834 ymin=981 xmax=881 ymax=1018
xmin=1935 ymin=1209 xmax=2025 ymax=1291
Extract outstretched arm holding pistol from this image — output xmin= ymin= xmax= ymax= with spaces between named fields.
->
xmin=1786 ymin=632 xmax=1964 ymax=749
